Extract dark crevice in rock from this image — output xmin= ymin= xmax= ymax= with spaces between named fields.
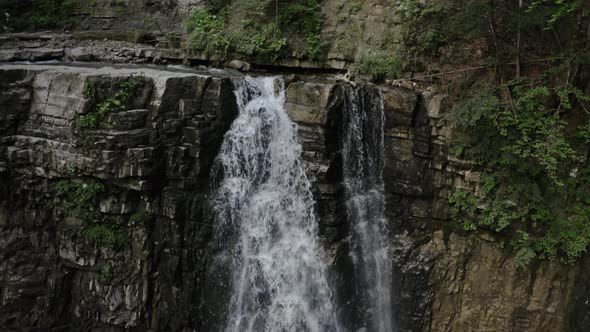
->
xmin=249 ymin=62 xmax=347 ymax=75
xmin=569 ymin=256 xmax=590 ymax=331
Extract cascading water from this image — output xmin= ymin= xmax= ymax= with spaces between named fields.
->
xmin=212 ymin=76 xmax=339 ymax=332
xmin=341 ymin=85 xmax=393 ymax=332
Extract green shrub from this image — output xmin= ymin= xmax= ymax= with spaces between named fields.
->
xmin=395 ymin=0 xmax=489 ymax=60
xmin=5 ymin=0 xmax=79 ymax=31
xmin=304 ymin=31 xmax=328 ymax=61
xmin=577 ymin=124 xmax=590 ymax=144
xmin=80 ymin=76 xmax=144 ymax=129
xmin=449 ymin=188 xmax=479 ymax=231
xmin=395 ymin=0 xmax=588 ymax=66
xmin=528 ymin=0 xmax=590 ymax=27
xmin=54 ymin=179 xmax=105 ymax=216
xmin=185 ymin=0 xmax=326 ymax=61
xmin=447 ymin=82 xmax=590 ymax=265
xmin=186 ymin=7 xmax=288 ymax=58
xmin=358 ymin=55 xmax=403 ymax=81
xmin=82 ymin=224 xmax=127 ymax=249
xmin=234 ymin=23 xmax=288 ymax=58
xmin=279 ymin=0 xmax=327 ymax=60
xmin=186 ymin=8 xmax=230 ymax=54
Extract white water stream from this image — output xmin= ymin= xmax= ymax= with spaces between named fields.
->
xmin=212 ymin=76 xmax=339 ymax=332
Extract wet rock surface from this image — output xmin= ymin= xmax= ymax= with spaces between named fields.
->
xmin=0 ymin=63 xmax=588 ymax=331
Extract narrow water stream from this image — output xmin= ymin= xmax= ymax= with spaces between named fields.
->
xmin=341 ymin=85 xmax=393 ymax=332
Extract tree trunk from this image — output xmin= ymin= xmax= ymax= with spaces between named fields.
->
xmin=516 ymin=0 xmax=523 ymax=78
xmin=275 ymin=0 xmax=279 ymax=28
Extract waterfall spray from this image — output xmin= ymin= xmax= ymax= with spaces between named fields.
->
xmin=212 ymin=76 xmax=339 ymax=332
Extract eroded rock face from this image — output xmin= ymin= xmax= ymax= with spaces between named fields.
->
xmin=1 ymin=0 xmax=403 ymax=69
xmin=0 ymin=64 xmax=238 ymax=330
xmin=425 ymin=232 xmax=577 ymax=332
xmin=0 ymin=64 xmax=588 ymax=331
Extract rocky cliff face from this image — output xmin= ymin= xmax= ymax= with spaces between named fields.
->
xmin=1 ymin=63 xmax=588 ymax=331
xmin=0 ymin=0 xmax=402 ymax=70
xmin=0 ymin=64 xmax=238 ymax=330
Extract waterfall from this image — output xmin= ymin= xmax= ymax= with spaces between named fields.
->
xmin=341 ymin=85 xmax=393 ymax=332
xmin=212 ymin=76 xmax=339 ymax=332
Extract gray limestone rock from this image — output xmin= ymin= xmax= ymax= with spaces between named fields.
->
xmin=0 ymin=63 xmax=587 ymax=332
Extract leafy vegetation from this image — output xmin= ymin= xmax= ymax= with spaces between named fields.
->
xmin=82 ymin=224 xmax=127 ymax=249
xmin=187 ymin=7 xmax=289 ymax=59
xmin=2 ymin=0 xmax=79 ymax=31
xmin=448 ymin=188 xmax=479 ymax=232
xmin=395 ymin=0 xmax=590 ymax=67
xmin=358 ymin=55 xmax=404 ymax=81
xmin=54 ymin=179 xmax=128 ymax=249
xmin=54 ymin=179 xmax=105 ymax=217
xmin=529 ymin=0 xmax=589 ymax=27
xmin=80 ymin=76 xmax=144 ymax=129
xmin=395 ymin=0 xmax=493 ymax=63
xmin=393 ymin=0 xmax=590 ymax=266
xmin=186 ymin=0 xmax=326 ymax=61
xmin=186 ymin=8 xmax=232 ymax=54
xmin=447 ymin=82 xmax=590 ymax=266
xmin=279 ymin=0 xmax=327 ymax=60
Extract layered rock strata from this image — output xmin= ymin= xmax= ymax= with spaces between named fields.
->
xmin=0 ymin=63 xmax=587 ymax=331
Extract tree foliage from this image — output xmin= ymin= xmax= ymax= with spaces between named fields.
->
xmin=447 ymin=82 xmax=590 ymax=265
xmin=396 ymin=0 xmax=590 ymax=265
xmin=2 ymin=0 xmax=79 ymax=31
xmin=395 ymin=0 xmax=589 ymax=67
xmin=186 ymin=0 xmax=326 ymax=60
